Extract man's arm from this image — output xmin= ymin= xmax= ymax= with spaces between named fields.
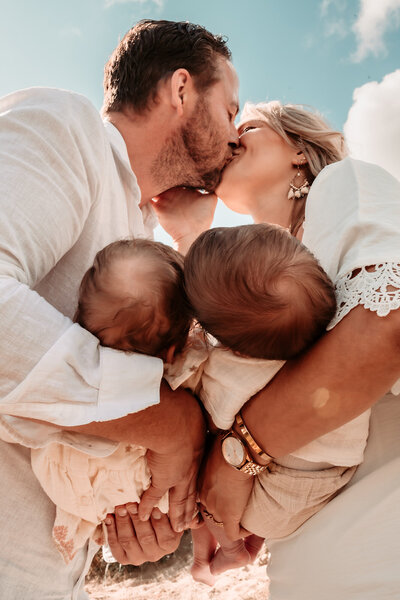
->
xmin=0 ymin=90 xmax=162 ymax=432
xmin=68 ymin=380 xmax=196 ymax=449
xmin=28 ymin=380 xmax=206 ymax=531
xmin=0 ymin=91 xmax=205 ymax=534
xmin=68 ymin=380 xmax=206 ymax=530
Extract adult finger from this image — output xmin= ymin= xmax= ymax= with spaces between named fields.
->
xmin=151 ymin=507 xmax=163 ymax=520
xmin=138 ymin=483 xmax=168 ymax=522
xmin=131 ymin=513 xmax=162 ymax=560
xmin=168 ymin=476 xmax=198 ymax=533
xmin=126 ymin=502 xmax=138 ymax=515
xmin=112 ymin=505 xmax=145 ymax=565
xmin=104 ymin=514 xmax=127 ymax=564
xmin=151 ymin=513 xmax=183 ymax=555
xmin=188 ymin=512 xmax=203 ymax=529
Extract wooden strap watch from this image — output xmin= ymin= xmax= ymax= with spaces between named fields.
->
xmin=221 ymin=411 xmax=273 ymax=475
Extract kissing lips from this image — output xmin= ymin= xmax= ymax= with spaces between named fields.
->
xmin=223 ymin=150 xmax=242 ymax=170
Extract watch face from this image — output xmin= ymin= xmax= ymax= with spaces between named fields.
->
xmin=222 ymin=436 xmax=245 ymax=467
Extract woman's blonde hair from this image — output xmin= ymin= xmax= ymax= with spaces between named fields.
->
xmin=240 ymin=101 xmax=347 ymax=235
xmin=241 ymin=100 xmax=347 ymax=178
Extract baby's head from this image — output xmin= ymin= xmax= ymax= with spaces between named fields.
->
xmin=184 ymin=224 xmax=336 ymax=360
xmin=76 ymin=239 xmax=192 ymax=358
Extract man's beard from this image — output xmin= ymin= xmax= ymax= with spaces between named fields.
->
xmin=151 ymin=97 xmax=230 ymax=192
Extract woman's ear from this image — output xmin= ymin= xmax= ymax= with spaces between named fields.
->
xmin=292 ymin=151 xmax=308 ymax=167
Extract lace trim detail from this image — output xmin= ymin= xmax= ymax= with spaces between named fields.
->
xmin=328 ymin=263 xmax=400 ymax=329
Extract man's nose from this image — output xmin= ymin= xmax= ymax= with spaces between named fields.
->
xmin=228 ymin=125 xmax=240 ymax=149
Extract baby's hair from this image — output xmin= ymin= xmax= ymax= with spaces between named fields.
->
xmin=184 ymin=224 xmax=336 ymax=360
xmin=76 ymin=238 xmax=192 ymax=357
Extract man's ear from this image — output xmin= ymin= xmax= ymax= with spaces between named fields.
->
xmin=169 ymin=68 xmax=195 ymax=116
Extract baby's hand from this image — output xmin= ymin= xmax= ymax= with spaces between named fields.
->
xmin=151 ymin=188 xmax=217 ymax=255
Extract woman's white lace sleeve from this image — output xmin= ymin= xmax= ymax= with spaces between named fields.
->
xmin=328 ymin=263 xmax=400 ymax=330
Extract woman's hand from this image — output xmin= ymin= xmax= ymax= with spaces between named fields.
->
xmin=105 ymin=505 xmax=183 ymax=565
xmin=198 ymin=435 xmax=254 ymax=541
xmin=151 ymin=187 xmax=217 ymax=254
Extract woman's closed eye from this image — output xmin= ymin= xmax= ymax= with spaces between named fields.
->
xmin=240 ymin=126 xmax=256 ymax=136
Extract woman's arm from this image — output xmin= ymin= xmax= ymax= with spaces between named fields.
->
xmin=243 ymin=304 xmax=400 ymax=457
xmin=200 ymin=305 xmax=400 ymax=537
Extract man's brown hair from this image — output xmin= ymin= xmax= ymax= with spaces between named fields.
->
xmin=103 ymin=19 xmax=231 ymax=114
xmin=184 ymin=224 xmax=336 ymax=360
xmin=76 ymin=239 xmax=192 ymax=357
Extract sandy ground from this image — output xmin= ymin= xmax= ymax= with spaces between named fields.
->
xmin=85 ymin=532 xmax=270 ymax=600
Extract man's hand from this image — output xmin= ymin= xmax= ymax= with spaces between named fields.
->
xmin=198 ymin=435 xmax=254 ymax=541
xmin=138 ymin=438 xmax=202 ymax=532
xmin=105 ymin=505 xmax=183 ymax=565
xmin=152 ymin=188 xmax=217 ymax=254
xmin=135 ymin=382 xmax=206 ymax=533
xmin=67 ymin=381 xmax=206 ymax=533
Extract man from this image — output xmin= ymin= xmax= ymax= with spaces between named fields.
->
xmin=0 ymin=19 xmax=239 ymax=599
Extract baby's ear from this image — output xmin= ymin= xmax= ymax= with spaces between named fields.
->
xmin=165 ymin=344 xmax=177 ymax=364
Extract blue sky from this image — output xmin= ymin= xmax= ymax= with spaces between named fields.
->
xmin=1 ymin=0 xmax=399 ymax=239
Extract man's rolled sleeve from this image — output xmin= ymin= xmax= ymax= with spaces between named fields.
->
xmin=0 ymin=323 xmax=163 ymax=427
xmin=97 ymin=347 xmax=163 ymax=422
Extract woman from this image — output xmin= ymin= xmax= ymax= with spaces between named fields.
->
xmin=140 ymin=100 xmax=400 ymax=599
xmin=202 ymin=103 xmax=400 ymax=600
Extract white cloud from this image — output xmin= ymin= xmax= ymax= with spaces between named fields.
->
xmin=344 ymin=70 xmax=400 ymax=181
xmin=319 ymin=0 xmax=400 ymax=62
xmin=319 ymin=0 xmax=349 ymax=40
xmin=352 ymin=0 xmax=400 ymax=62
xmin=320 ymin=0 xmax=333 ymax=17
xmin=325 ymin=18 xmax=348 ymax=38
xmin=320 ymin=0 xmax=347 ymax=16
xmin=105 ymin=0 xmax=164 ymax=8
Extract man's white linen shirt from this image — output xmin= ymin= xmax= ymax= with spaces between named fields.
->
xmin=0 ymin=88 xmax=163 ymax=452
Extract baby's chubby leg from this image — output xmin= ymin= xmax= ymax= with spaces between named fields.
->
xmin=191 ymin=523 xmax=218 ymax=585
xmin=191 ymin=511 xmax=264 ymax=585
xmin=209 ymin=525 xmax=264 ymax=577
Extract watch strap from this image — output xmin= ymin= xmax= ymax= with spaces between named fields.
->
xmin=239 ymin=458 xmax=269 ymax=475
xmin=235 ymin=411 xmax=273 ymax=464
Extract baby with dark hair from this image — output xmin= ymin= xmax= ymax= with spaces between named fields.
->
xmin=184 ymin=223 xmax=336 ymax=360
xmin=31 ymin=226 xmax=364 ymax=582
xmin=179 ymin=224 xmax=362 ymax=585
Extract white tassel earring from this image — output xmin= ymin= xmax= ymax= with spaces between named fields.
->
xmin=288 ymin=163 xmax=309 ymax=200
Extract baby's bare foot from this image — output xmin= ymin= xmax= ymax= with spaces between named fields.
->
xmin=210 ymin=545 xmax=251 ymax=576
xmin=191 ymin=561 xmax=216 ymax=586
